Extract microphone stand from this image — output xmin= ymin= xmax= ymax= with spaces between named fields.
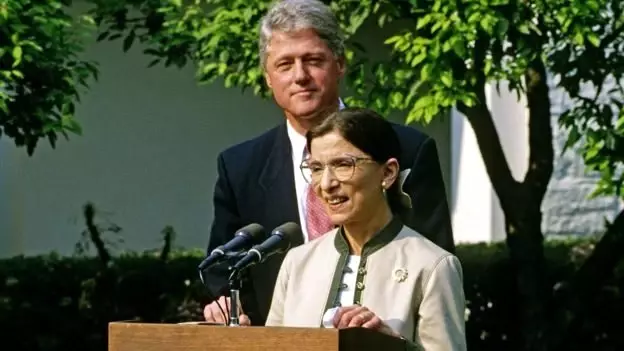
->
xmin=227 ymin=269 xmax=242 ymax=327
xmin=197 ymin=251 xmax=247 ymax=327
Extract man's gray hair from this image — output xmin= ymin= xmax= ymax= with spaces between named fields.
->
xmin=258 ymin=0 xmax=345 ymax=68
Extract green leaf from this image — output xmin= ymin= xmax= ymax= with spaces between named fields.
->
xmin=0 ymin=6 xmax=7 ymax=20
xmin=587 ymin=32 xmax=600 ymax=47
xmin=406 ymin=107 xmax=423 ymax=125
xmin=123 ymin=31 xmax=136 ymax=52
xmin=480 ymin=15 xmax=495 ymax=33
xmin=517 ymin=23 xmax=530 ymax=34
xmin=420 ymin=64 xmax=432 ymax=81
xmin=390 ymin=91 xmax=404 ymax=108
xmin=452 ymin=38 xmax=466 ymax=57
xmin=496 ymin=19 xmax=509 ymax=37
xmin=411 ymin=52 xmax=427 ymax=67
xmin=484 ymin=60 xmax=493 ymax=75
xmin=460 ymin=94 xmax=476 ymax=107
xmin=385 ymin=34 xmax=405 ymax=51
xmin=148 ymin=58 xmax=161 ymax=68
xmin=467 ymin=12 xmax=481 ymax=24
xmin=574 ymin=31 xmax=584 ymax=46
xmin=563 ymin=127 xmax=581 ymax=153
xmin=584 ymin=144 xmax=601 ymax=160
xmin=440 ymin=71 xmax=453 ymax=87
xmin=96 ymin=31 xmax=110 ymax=41
xmin=615 ymin=114 xmax=624 ymax=131
xmin=417 ymin=15 xmax=432 ymax=30
xmin=60 ymin=113 xmax=82 ymax=135
xmin=12 ymin=46 xmax=22 ymax=67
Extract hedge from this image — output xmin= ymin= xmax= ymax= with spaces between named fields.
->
xmin=0 ymin=239 xmax=622 ymax=351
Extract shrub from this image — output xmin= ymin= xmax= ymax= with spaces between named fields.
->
xmin=0 ymin=239 xmax=622 ymax=351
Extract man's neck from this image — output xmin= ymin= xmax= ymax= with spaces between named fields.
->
xmin=284 ymin=103 xmax=339 ymax=136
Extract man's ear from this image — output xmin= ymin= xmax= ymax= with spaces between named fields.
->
xmin=264 ymin=71 xmax=272 ymax=89
xmin=336 ymin=56 xmax=346 ymax=78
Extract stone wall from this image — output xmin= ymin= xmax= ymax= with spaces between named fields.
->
xmin=542 ymin=78 xmax=623 ymax=237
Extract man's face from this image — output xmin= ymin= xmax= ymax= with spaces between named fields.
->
xmin=264 ymin=28 xmax=345 ymax=123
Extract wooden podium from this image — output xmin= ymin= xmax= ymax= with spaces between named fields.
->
xmin=108 ymin=321 xmax=410 ymax=351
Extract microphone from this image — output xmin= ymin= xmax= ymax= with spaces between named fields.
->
xmin=231 ymin=222 xmax=301 ymax=273
xmin=197 ymin=223 xmax=265 ymax=271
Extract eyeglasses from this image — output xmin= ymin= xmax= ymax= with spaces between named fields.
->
xmin=300 ymin=155 xmax=375 ymax=184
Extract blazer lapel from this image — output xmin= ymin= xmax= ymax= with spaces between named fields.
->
xmin=258 ymin=124 xmax=304 ymax=246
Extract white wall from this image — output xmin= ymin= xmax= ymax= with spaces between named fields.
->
xmin=0 ymin=17 xmax=450 ymax=258
xmin=0 ymin=35 xmax=284 ymax=257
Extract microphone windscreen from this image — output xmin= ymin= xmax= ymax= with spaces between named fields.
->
xmin=236 ymin=223 xmax=266 ymax=240
xmin=271 ymin=222 xmax=302 ymax=243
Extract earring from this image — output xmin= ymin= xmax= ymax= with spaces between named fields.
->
xmin=381 ymin=181 xmax=387 ymax=194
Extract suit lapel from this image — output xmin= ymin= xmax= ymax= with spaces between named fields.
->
xmin=258 ymin=124 xmax=304 ymax=247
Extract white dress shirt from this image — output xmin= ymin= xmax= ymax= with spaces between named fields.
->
xmin=336 ymin=255 xmax=360 ymax=306
xmin=286 ymin=121 xmax=312 ymax=242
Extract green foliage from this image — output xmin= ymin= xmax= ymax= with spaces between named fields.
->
xmin=553 ymin=0 xmax=624 ymax=199
xmin=1 ymin=239 xmax=623 ymax=351
xmin=87 ymin=0 xmax=624 ymax=200
xmin=0 ymin=251 xmax=208 ymax=351
xmin=87 ymin=0 xmax=382 ymax=97
xmin=89 ymin=0 xmax=273 ymax=96
xmin=0 ymin=0 xmax=99 ymax=155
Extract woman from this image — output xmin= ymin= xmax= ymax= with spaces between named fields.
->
xmin=241 ymin=108 xmax=466 ymax=350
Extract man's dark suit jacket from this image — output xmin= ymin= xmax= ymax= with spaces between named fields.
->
xmin=207 ymin=122 xmax=454 ymax=326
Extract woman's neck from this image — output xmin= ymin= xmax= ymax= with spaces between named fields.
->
xmin=343 ymin=206 xmax=394 ymax=255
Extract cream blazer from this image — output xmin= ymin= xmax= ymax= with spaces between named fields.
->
xmin=265 ymin=219 xmax=467 ymax=351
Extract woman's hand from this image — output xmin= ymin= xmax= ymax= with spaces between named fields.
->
xmin=203 ymin=296 xmax=251 ymax=326
xmin=239 ymin=314 xmax=251 ymax=326
xmin=332 ymin=305 xmax=400 ymax=338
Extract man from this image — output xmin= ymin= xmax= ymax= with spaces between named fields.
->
xmin=203 ymin=0 xmax=454 ymax=326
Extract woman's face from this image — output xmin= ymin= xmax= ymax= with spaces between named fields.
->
xmin=307 ymin=131 xmax=398 ymax=226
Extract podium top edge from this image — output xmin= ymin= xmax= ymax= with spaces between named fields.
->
xmin=108 ymin=321 xmax=340 ymax=334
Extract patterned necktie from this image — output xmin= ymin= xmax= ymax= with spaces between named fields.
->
xmin=302 ymin=148 xmax=334 ymax=240
xmin=305 ymin=183 xmax=334 ymax=240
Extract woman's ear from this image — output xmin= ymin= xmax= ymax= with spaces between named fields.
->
xmin=382 ymin=158 xmax=400 ymax=189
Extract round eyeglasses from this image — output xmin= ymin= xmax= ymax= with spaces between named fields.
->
xmin=300 ymin=155 xmax=374 ymax=184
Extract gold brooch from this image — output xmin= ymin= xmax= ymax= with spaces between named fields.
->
xmin=393 ymin=268 xmax=408 ymax=283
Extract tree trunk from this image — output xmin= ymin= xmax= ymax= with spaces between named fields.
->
xmin=505 ymin=214 xmax=551 ymax=351
xmin=457 ymin=54 xmax=624 ymax=350
xmin=459 ymin=56 xmax=554 ymax=350
xmin=460 ymin=101 xmax=552 ymax=350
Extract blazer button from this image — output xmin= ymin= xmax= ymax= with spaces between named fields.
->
xmin=356 ymin=281 xmax=365 ymax=290
xmin=358 ymin=267 xmax=367 ymax=275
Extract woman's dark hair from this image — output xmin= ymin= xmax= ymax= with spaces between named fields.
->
xmin=305 ymin=107 xmax=404 ymax=213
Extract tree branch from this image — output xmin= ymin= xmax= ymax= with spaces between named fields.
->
xmin=458 ymin=97 xmax=522 ymax=216
xmin=523 ymin=58 xmax=554 ymax=205
xmin=84 ymin=203 xmax=111 ymax=265
xmin=457 ymin=33 xmax=522 ymax=215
